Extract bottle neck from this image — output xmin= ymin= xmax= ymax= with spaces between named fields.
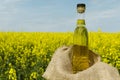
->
xmin=77 ymin=13 xmax=85 ymax=20
xmin=77 ymin=19 xmax=85 ymax=27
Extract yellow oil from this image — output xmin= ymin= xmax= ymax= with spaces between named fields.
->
xmin=72 ymin=19 xmax=90 ymax=73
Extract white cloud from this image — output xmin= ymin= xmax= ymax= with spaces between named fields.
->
xmin=0 ymin=0 xmax=21 ymax=9
xmin=0 ymin=0 xmax=120 ymax=32
xmin=85 ymin=0 xmax=120 ymax=31
xmin=90 ymin=0 xmax=118 ymax=5
xmin=87 ymin=0 xmax=120 ymax=20
xmin=87 ymin=8 xmax=119 ymax=21
xmin=0 ymin=0 xmax=24 ymax=31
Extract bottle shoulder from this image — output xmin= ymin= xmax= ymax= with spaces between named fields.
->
xmin=76 ymin=25 xmax=86 ymax=28
xmin=75 ymin=26 xmax=88 ymax=32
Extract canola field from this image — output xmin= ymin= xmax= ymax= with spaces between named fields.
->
xmin=0 ymin=32 xmax=120 ymax=80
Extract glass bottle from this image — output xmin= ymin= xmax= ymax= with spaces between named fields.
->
xmin=72 ymin=3 xmax=89 ymax=73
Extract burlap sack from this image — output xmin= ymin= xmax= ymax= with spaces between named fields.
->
xmin=42 ymin=46 xmax=120 ymax=80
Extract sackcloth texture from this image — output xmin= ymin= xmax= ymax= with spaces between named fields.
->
xmin=42 ymin=46 xmax=120 ymax=80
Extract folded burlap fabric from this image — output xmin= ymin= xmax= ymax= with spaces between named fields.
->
xmin=42 ymin=46 xmax=120 ymax=80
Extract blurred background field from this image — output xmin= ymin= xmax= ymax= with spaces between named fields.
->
xmin=0 ymin=32 xmax=120 ymax=80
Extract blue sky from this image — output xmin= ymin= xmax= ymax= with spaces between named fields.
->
xmin=0 ymin=0 xmax=120 ymax=32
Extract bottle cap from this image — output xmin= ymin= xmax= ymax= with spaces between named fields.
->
xmin=77 ymin=3 xmax=86 ymax=13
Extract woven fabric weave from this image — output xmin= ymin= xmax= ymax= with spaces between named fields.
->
xmin=42 ymin=46 xmax=120 ymax=80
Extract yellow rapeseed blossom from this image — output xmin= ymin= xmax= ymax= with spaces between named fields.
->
xmin=0 ymin=32 xmax=119 ymax=79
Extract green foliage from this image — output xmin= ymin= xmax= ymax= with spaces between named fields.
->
xmin=0 ymin=32 xmax=120 ymax=80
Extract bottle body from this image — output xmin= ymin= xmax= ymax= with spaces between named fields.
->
xmin=72 ymin=19 xmax=89 ymax=73
xmin=73 ymin=19 xmax=88 ymax=46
